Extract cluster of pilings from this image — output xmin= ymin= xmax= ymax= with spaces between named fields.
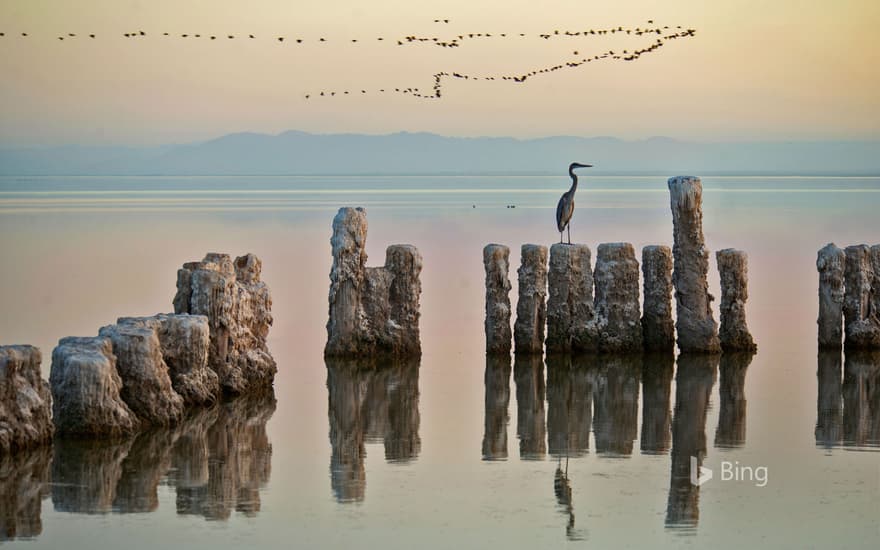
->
xmin=1 ymin=253 xmax=276 ymax=454
xmin=325 ymin=207 xmax=423 ymax=358
xmin=817 ymin=243 xmax=880 ymax=349
xmin=485 ymin=176 xmax=756 ymax=356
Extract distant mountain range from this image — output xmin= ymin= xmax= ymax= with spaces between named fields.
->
xmin=1 ymin=131 xmax=878 ymax=175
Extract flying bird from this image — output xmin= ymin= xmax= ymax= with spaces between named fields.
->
xmin=556 ymin=162 xmax=592 ymax=244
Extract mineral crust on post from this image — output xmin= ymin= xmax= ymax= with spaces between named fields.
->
xmin=49 ymin=337 xmax=140 ymax=438
xmin=325 ymin=207 xmax=423 ymax=358
xmin=593 ymin=243 xmax=642 ymax=353
xmin=112 ymin=314 xmax=218 ymax=407
xmin=514 ymin=244 xmax=548 ymax=355
xmin=0 ymin=345 xmax=54 ymax=453
xmin=174 ymin=252 xmax=276 ymax=394
xmin=843 ymin=244 xmax=880 ymax=348
xmin=546 ymin=243 xmax=596 ymax=353
xmin=97 ymin=322 xmax=185 ymax=427
xmin=641 ymin=245 xmax=675 ymax=352
xmin=667 ymin=176 xmax=721 ymax=353
xmin=817 ymin=243 xmax=846 ymax=348
xmin=483 ymin=244 xmax=512 ymax=355
xmin=716 ymin=249 xmax=757 ymax=352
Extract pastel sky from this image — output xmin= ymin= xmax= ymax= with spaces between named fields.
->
xmin=1 ymin=0 xmax=877 ymax=145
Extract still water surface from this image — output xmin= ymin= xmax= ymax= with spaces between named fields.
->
xmin=0 ymin=175 xmax=878 ymax=548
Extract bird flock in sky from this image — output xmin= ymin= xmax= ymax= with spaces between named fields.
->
xmin=0 ymin=19 xmax=697 ymax=101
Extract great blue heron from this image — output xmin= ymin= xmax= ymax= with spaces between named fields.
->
xmin=556 ymin=162 xmax=593 ymax=244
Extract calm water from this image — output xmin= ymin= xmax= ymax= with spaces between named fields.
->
xmin=1 ymin=175 xmax=878 ymax=548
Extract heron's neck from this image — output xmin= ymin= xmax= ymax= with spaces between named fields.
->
xmin=569 ymin=173 xmax=578 ymax=193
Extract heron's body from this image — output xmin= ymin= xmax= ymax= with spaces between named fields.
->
xmin=555 ymin=162 xmax=592 ymax=244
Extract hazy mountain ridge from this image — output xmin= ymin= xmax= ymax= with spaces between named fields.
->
xmin=1 ymin=131 xmax=878 ymax=175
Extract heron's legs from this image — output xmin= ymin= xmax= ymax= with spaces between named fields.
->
xmin=559 ymin=231 xmax=563 ymax=244
xmin=567 ymin=224 xmax=571 ymax=245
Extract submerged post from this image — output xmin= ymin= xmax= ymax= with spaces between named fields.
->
xmin=843 ymin=244 xmax=880 ymax=348
xmin=641 ymin=245 xmax=675 ymax=352
xmin=514 ymin=244 xmax=548 ymax=354
xmin=483 ymin=244 xmax=512 ymax=355
xmin=593 ymin=243 xmax=642 ymax=353
xmin=547 ymin=243 xmax=596 ymax=353
xmin=667 ymin=176 xmax=720 ymax=353
xmin=817 ymin=243 xmax=846 ymax=348
xmin=716 ymin=249 xmax=757 ymax=352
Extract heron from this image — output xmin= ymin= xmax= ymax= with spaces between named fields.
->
xmin=555 ymin=162 xmax=592 ymax=244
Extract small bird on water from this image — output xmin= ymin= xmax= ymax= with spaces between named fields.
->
xmin=556 ymin=162 xmax=592 ymax=244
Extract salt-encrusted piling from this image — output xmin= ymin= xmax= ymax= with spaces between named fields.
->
xmin=49 ymin=337 xmax=140 ymax=438
xmin=514 ymin=244 xmax=548 ymax=354
xmin=843 ymin=245 xmax=880 ymax=348
xmin=326 ymin=207 xmax=368 ymax=356
xmin=174 ymin=252 xmax=276 ymax=394
xmin=871 ymin=245 xmax=880 ymax=317
xmin=641 ymin=246 xmax=675 ymax=352
xmin=547 ymin=243 xmax=597 ymax=353
xmin=716 ymin=249 xmax=757 ymax=352
xmin=593 ymin=243 xmax=642 ymax=353
xmin=483 ymin=244 xmax=512 ymax=355
xmin=113 ymin=315 xmax=218 ymax=407
xmin=668 ymin=176 xmax=721 ymax=353
xmin=817 ymin=243 xmax=846 ymax=348
xmin=97 ymin=322 xmax=185 ymax=427
xmin=325 ymin=207 xmax=423 ymax=358
xmin=0 ymin=345 xmax=53 ymax=454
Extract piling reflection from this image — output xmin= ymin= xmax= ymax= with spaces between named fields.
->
xmin=51 ymin=394 xmax=275 ymax=519
xmin=816 ymin=351 xmax=843 ymax=448
xmin=514 ymin=354 xmax=546 ymax=460
xmin=174 ymin=396 xmax=275 ymax=519
xmin=483 ymin=355 xmax=511 ymax=460
xmin=546 ymin=354 xmax=594 ymax=458
xmin=326 ymin=357 xmax=421 ymax=503
xmin=51 ymin=437 xmax=133 ymax=514
xmin=715 ymin=352 xmax=753 ymax=448
xmin=640 ymin=353 xmax=674 ymax=455
xmin=592 ymin=355 xmax=641 ymax=456
xmin=842 ymin=350 xmax=880 ymax=447
xmin=665 ymin=353 xmax=718 ymax=530
xmin=0 ymin=446 xmax=51 ymax=541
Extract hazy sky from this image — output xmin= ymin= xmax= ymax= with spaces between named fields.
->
xmin=1 ymin=0 xmax=878 ymax=146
